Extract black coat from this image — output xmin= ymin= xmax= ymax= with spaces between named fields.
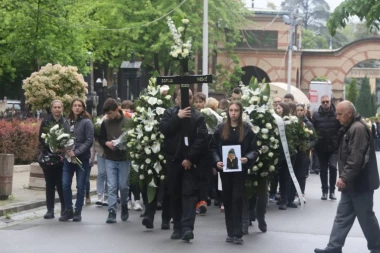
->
xmin=159 ymin=106 xmax=208 ymax=164
xmin=338 ymin=115 xmax=380 ymax=192
xmin=226 ymin=157 xmax=239 ymax=170
xmin=211 ymin=123 xmax=259 ymax=171
xmin=312 ymin=104 xmax=341 ymax=153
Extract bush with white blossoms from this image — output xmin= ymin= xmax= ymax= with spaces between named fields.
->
xmin=23 ymin=63 xmax=88 ymax=114
xmin=167 ymin=17 xmax=193 ymax=61
xmin=123 ymin=77 xmax=173 ymax=202
xmin=238 ymin=78 xmax=281 ymax=197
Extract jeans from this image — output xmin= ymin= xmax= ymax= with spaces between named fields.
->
xmin=85 ymin=166 xmax=92 ymax=197
xmin=62 ymin=159 xmax=89 ymax=212
xmin=42 ymin=164 xmax=65 ymax=210
xmin=328 ymin=191 xmax=380 ymax=251
xmin=96 ymin=155 xmax=107 ymax=197
xmin=317 ymin=151 xmax=338 ymax=193
xmin=105 ymin=159 xmax=130 ymax=212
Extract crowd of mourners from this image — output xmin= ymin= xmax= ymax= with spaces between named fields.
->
xmin=37 ymin=87 xmax=380 ymax=252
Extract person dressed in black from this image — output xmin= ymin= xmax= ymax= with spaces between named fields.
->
xmin=211 ymin=101 xmax=258 ymax=245
xmin=159 ymin=89 xmax=208 ymax=242
xmin=226 ymin=149 xmax=239 ymax=170
xmin=38 ymin=100 xmax=69 ymax=219
xmin=312 ymin=95 xmax=341 ymax=200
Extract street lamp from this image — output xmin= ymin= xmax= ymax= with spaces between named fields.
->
xmin=283 ymin=12 xmax=303 ymax=94
xmin=202 ymin=0 xmax=209 ymax=98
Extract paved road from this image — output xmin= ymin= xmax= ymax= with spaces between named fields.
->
xmin=1 ymin=165 xmax=380 ymax=253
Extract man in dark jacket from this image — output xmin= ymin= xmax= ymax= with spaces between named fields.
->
xmin=315 ymin=101 xmax=380 ymax=253
xmin=99 ymin=98 xmax=130 ymax=224
xmin=159 ymin=89 xmax=208 ymax=242
xmin=312 ymin=95 xmax=341 ymax=200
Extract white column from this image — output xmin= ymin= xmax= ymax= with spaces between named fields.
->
xmin=202 ymin=0 xmax=209 ymax=98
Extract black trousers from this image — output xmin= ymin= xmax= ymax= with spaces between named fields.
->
xmin=289 ymin=152 xmax=310 ymax=202
xmin=221 ymin=171 xmax=246 ymax=238
xmin=269 ymin=173 xmax=279 ymax=196
xmin=42 ymin=165 xmax=65 ymax=210
xmin=143 ymin=181 xmax=171 ymax=223
xmin=243 ymin=178 xmax=268 ymax=229
xmin=317 ymin=151 xmax=338 ymax=194
xmin=167 ymin=160 xmax=199 ymax=233
xmin=129 ymin=183 xmax=141 ymax=201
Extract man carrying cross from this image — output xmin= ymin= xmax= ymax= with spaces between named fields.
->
xmin=159 ymin=88 xmax=208 ymax=242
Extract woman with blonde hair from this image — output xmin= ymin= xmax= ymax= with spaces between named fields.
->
xmin=38 ymin=100 xmax=69 ymax=219
xmin=206 ymin=97 xmax=219 ymax=111
xmin=59 ymin=98 xmax=94 ymax=222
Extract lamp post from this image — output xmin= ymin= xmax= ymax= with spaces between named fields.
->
xmin=283 ymin=11 xmax=303 ymax=94
xmin=86 ymin=51 xmax=98 ymax=116
xmin=202 ymin=0 xmax=209 ymax=98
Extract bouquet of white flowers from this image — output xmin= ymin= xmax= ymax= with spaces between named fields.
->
xmin=200 ymin=108 xmax=223 ymax=134
xmin=41 ymin=124 xmax=84 ymax=170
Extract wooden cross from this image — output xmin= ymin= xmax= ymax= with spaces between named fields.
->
xmin=156 ymin=74 xmax=213 ymax=108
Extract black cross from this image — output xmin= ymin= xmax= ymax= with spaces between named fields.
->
xmin=156 ymin=74 xmax=213 ymax=108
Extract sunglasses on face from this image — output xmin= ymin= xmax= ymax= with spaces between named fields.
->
xmin=322 ymin=101 xmax=330 ymax=104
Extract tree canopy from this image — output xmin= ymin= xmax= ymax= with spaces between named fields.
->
xmin=327 ymin=0 xmax=380 ymax=36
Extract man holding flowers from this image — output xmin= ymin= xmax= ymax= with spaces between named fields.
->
xmin=99 ymin=98 xmax=131 ymax=224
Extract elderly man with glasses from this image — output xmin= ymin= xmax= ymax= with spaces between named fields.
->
xmin=312 ymin=95 xmax=341 ymax=201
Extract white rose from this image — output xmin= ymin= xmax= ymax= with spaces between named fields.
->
xmin=159 ymin=154 xmax=164 ymax=160
xmin=265 ymin=123 xmax=272 ymax=129
xmin=151 ymin=134 xmax=156 ymax=140
xmin=262 ymin=134 xmax=268 ymax=139
xmin=145 ymin=158 xmax=151 ymax=164
xmin=258 ymin=162 xmax=263 ymax=168
xmin=252 ymin=166 xmax=259 ymax=171
xmin=270 ymin=137 xmax=275 ymax=142
xmin=252 ymin=125 xmax=260 ymax=134
xmin=41 ymin=133 xmax=46 ymax=139
xmin=160 ymin=175 xmax=165 ymax=180
xmin=178 ymin=26 xmax=185 ymax=32
xmin=127 ymin=142 xmax=133 ymax=148
xmin=261 ymin=128 xmax=269 ymax=134
xmin=143 ymin=136 xmax=149 ymax=141
xmin=248 ymin=169 xmax=252 ymax=174
xmin=165 ymin=95 xmax=172 ymax=100
xmin=171 ymin=51 xmax=178 ymax=58
xmin=241 ymin=95 xmax=249 ymax=101
xmin=157 ymin=100 xmax=163 ymax=105
xmin=163 ymin=160 xmax=167 ymax=164
xmin=269 ymin=109 xmax=275 ymax=114
xmin=269 ymin=165 xmax=275 ymax=172
xmin=148 ymin=170 xmax=153 ymax=175
xmin=257 ymin=141 xmax=262 ymax=146
xmin=274 ymin=158 xmax=279 ymax=165
xmin=137 ymin=145 xmax=142 ymax=150
xmin=160 ymin=134 xmax=165 ymax=139
xmin=136 ymin=106 xmax=142 ymax=112
xmin=135 ymin=154 xmax=140 ymax=159
xmin=139 ymin=174 xmax=145 ymax=180
xmin=309 ymin=130 xmax=314 ymax=135
xmin=144 ymin=147 xmax=151 ymax=155
xmin=263 ymin=96 xmax=268 ymax=102
xmin=182 ymin=19 xmax=189 ymax=24
xmin=268 ymin=152 xmax=273 ymax=158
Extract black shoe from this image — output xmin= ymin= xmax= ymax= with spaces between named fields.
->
xmin=314 ymin=247 xmax=342 ymax=253
xmin=106 ymin=210 xmax=117 ymax=224
xmin=329 ymin=193 xmax=337 ymax=200
xmin=214 ymin=199 xmax=220 ymax=207
xmin=233 ymin=237 xmax=244 ymax=245
xmin=140 ymin=210 xmax=145 ymax=217
xmin=242 ymin=227 xmax=249 ymax=235
xmin=279 ymin=204 xmax=287 ymax=210
xmin=73 ymin=210 xmax=82 ymax=222
xmin=181 ymin=230 xmax=194 ymax=242
xmin=142 ymin=217 xmax=154 ymax=229
xmin=226 ymin=236 xmax=234 ymax=243
xmin=161 ymin=222 xmax=170 ymax=230
xmin=206 ymin=198 xmax=211 ymax=206
xmin=170 ymin=230 xmax=181 ymax=240
xmin=321 ymin=193 xmax=328 ymax=200
xmin=258 ymin=219 xmax=267 ymax=233
xmin=44 ymin=209 xmax=55 ymax=219
xmin=121 ymin=204 xmax=129 ymax=221
xmin=287 ymin=202 xmax=298 ymax=208
xmin=59 ymin=209 xmax=74 ymax=222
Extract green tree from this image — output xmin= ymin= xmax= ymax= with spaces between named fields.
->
xmin=302 ymin=29 xmax=328 ymax=49
xmin=356 ymin=77 xmax=377 ymax=117
xmin=327 ymin=0 xmax=380 ymax=35
xmin=345 ymin=78 xmax=358 ymax=105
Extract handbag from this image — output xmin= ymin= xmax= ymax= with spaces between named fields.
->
xmin=38 ymin=149 xmax=64 ymax=168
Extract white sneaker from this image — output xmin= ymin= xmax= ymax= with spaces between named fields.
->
xmin=133 ymin=200 xmax=143 ymax=211
xmin=102 ymin=196 xmax=108 ymax=206
xmin=95 ymin=195 xmax=103 ymax=206
xmin=127 ymin=200 xmax=133 ymax=210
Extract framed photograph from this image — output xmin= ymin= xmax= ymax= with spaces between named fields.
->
xmin=222 ymin=145 xmax=242 ymax=173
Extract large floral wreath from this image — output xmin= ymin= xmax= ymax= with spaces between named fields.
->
xmin=124 ymin=77 xmax=173 ymax=202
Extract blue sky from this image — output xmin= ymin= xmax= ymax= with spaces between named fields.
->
xmin=243 ymin=0 xmax=343 ymax=11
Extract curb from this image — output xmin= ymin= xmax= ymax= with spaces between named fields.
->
xmin=0 ymin=189 xmax=98 ymax=217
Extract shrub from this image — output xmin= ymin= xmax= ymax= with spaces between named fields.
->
xmin=0 ymin=119 xmax=41 ymax=165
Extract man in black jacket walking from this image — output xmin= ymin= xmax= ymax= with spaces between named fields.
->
xmin=159 ymin=89 xmax=208 ymax=242
xmin=312 ymin=95 xmax=341 ymax=200
xmin=315 ymin=101 xmax=380 ymax=253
